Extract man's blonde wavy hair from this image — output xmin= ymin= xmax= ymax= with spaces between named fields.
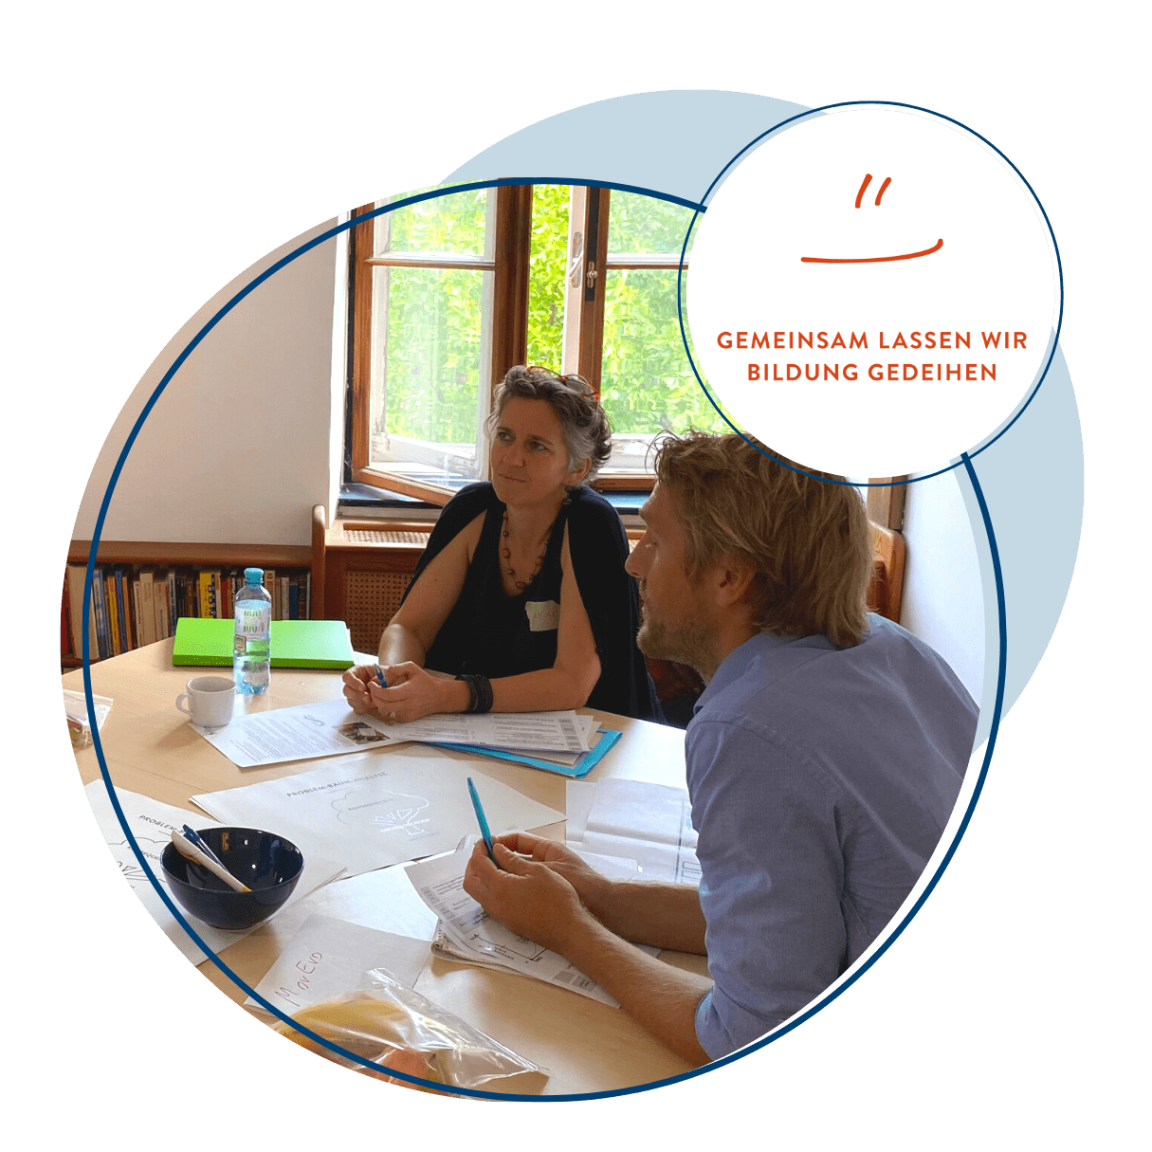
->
xmin=652 ymin=432 xmax=873 ymax=648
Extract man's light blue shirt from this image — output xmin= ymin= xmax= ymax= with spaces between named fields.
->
xmin=690 ymin=615 xmax=978 ymax=1059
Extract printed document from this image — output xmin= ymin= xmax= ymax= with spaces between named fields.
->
xmin=192 ymin=747 xmax=563 ymax=877
xmin=389 ymin=709 xmax=594 ymax=754
xmin=191 ymin=697 xmax=403 ymax=768
xmin=192 ymin=697 xmax=597 ymax=767
xmin=406 ymin=842 xmax=654 ymax=1007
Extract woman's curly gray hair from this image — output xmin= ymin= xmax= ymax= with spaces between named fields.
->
xmin=486 ymin=366 xmax=612 ymax=482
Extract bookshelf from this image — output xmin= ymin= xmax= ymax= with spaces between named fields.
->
xmin=63 ymin=514 xmax=905 ymax=690
xmin=62 ymin=539 xmax=313 ymax=667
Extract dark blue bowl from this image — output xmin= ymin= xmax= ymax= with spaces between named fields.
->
xmin=161 ymin=827 xmax=304 ymax=931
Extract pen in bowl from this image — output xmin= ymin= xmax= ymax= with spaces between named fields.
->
xmin=182 ymin=823 xmax=224 ymax=868
xmin=170 ymin=828 xmax=251 ymax=892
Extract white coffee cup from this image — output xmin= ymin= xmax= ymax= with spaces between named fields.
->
xmin=176 ymin=675 xmax=236 ymax=728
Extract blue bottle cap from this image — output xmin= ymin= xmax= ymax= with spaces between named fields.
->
xmin=244 ymin=568 xmax=264 ymax=585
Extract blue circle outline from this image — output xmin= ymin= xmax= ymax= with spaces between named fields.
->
xmin=78 ymin=177 xmax=1006 ymax=1100
xmin=675 ymin=100 xmax=1065 ymax=488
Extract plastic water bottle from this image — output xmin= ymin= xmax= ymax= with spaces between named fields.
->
xmin=234 ymin=568 xmax=272 ymax=695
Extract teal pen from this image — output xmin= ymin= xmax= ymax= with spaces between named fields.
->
xmin=467 ymin=776 xmax=502 ymax=869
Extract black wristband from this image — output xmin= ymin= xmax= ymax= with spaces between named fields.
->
xmin=454 ymin=673 xmax=493 ymax=713
xmin=455 ymin=674 xmax=479 ymax=713
xmin=474 ymin=674 xmax=493 ymax=714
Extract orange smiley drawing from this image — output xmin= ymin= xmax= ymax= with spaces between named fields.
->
xmin=801 ymin=175 xmax=943 ymax=264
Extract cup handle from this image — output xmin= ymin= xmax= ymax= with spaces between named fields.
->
xmin=176 ymin=693 xmax=193 ymax=716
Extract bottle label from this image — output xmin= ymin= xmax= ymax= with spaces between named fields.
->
xmin=236 ymin=606 xmax=268 ymax=635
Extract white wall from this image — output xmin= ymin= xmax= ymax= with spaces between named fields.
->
xmin=73 ymin=220 xmax=342 ymax=547
xmin=899 ymin=470 xmax=985 ymax=701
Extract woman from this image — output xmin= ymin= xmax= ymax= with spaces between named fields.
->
xmin=342 ymin=366 xmax=660 ymax=723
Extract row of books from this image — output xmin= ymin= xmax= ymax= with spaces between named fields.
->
xmin=62 ymin=564 xmax=312 ymax=661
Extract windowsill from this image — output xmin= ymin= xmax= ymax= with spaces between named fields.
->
xmin=338 ymin=482 xmax=648 ymax=519
xmin=339 ymin=482 xmax=445 ymax=511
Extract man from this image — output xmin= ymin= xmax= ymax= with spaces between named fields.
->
xmin=463 ymin=432 xmax=978 ymax=1065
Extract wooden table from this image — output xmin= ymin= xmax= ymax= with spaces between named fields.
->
xmin=65 ymin=641 xmax=702 ymax=1096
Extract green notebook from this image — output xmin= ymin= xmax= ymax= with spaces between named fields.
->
xmin=172 ymin=618 xmax=356 ymax=669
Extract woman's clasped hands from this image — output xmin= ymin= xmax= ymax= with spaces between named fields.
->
xmin=341 ymin=662 xmax=467 ymax=724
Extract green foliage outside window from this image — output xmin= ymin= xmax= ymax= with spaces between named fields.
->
xmin=376 ymin=185 xmax=728 ymax=452
xmin=601 ymin=192 xmax=725 ymax=436
xmin=385 ymin=188 xmax=490 ymax=256
xmin=377 ymin=189 xmax=491 ymax=445
xmin=380 ymin=265 xmax=488 ymax=445
xmin=525 ymin=185 xmax=569 ymax=372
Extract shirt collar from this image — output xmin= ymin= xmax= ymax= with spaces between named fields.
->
xmin=693 ymin=631 xmax=796 ymax=715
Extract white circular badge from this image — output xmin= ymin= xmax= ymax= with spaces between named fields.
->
xmin=687 ymin=104 xmax=1060 ymax=478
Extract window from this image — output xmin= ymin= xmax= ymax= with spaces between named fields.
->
xmin=347 ymin=182 xmax=729 ymax=504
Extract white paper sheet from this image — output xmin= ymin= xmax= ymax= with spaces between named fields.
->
xmin=494 ymin=717 xmax=602 ymax=766
xmin=84 ymin=781 xmax=346 ymax=963
xmin=191 ymin=748 xmax=563 ymax=877
xmin=192 ymin=697 xmax=403 ymax=768
xmin=567 ymin=778 xmax=701 ymax=885
xmin=565 ymin=779 xmax=597 ymax=841
xmin=193 ymin=697 xmax=597 ymax=766
xmin=389 ymin=709 xmax=592 ymax=754
xmin=407 ymin=842 xmax=655 ymax=1007
xmin=243 ymin=913 xmax=432 ymax=1016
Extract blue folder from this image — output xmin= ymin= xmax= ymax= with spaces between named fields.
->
xmin=429 ymin=728 xmax=622 ymax=779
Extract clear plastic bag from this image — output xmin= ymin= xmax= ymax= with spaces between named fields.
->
xmin=64 ymin=689 xmax=112 ymax=750
xmin=275 ymin=967 xmax=546 ymax=1094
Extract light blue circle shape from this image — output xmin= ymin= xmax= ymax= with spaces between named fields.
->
xmin=446 ymin=89 xmax=1081 ymax=725
xmin=78 ymin=89 xmax=1078 ymax=1096
xmin=673 ymin=101 xmax=1065 ymax=490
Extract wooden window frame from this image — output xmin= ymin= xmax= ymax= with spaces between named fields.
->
xmin=348 ymin=185 xmax=532 ymax=506
xmin=571 ymin=186 xmax=693 ymax=492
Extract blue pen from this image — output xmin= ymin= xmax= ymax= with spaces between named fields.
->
xmin=181 ymin=824 xmax=225 ymax=868
xmin=374 ymin=664 xmax=388 ymax=688
xmin=467 ymin=776 xmax=501 ymax=869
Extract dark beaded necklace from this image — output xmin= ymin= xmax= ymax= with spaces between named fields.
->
xmin=501 ymin=510 xmax=551 ymax=591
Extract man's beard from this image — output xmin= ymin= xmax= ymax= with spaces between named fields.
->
xmin=636 ymin=611 xmax=715 ymax=679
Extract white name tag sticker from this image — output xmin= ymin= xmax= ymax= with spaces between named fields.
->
xmin=526 ymin=599 xmax=561 ymax=632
